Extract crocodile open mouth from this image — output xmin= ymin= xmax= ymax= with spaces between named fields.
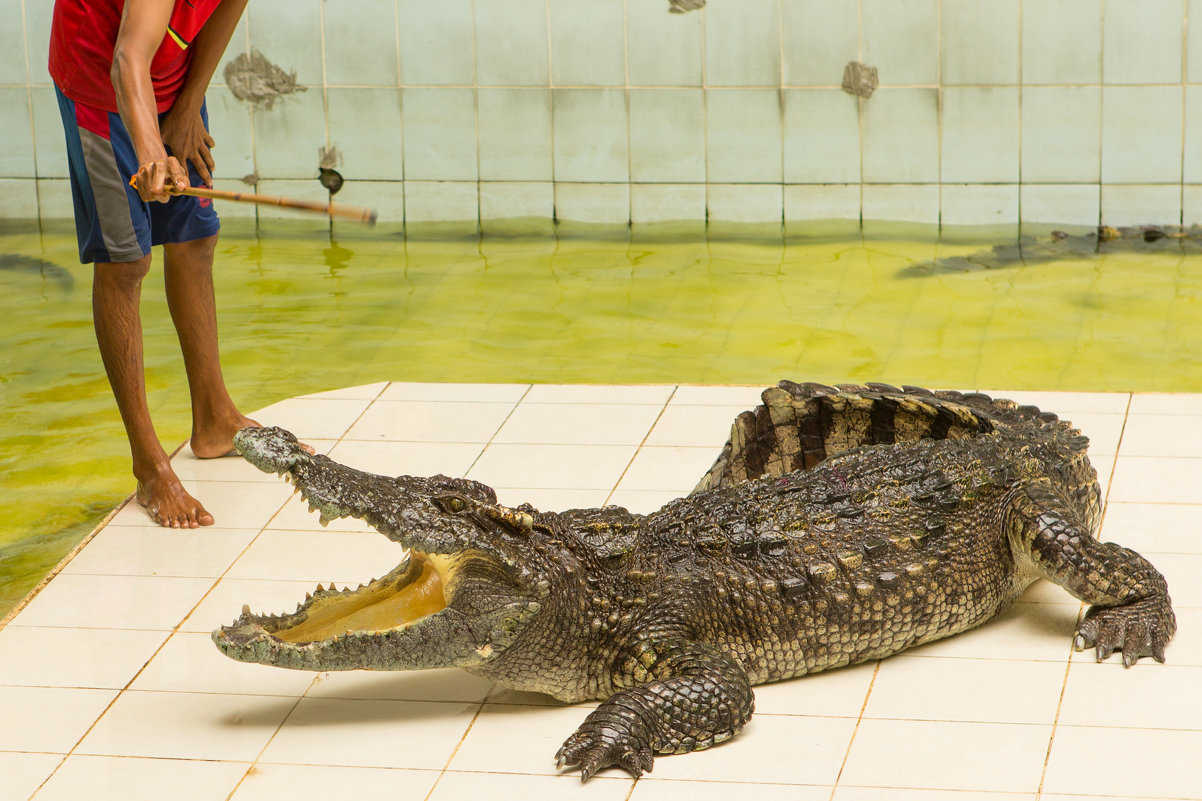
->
xmin=262 ymin=549 xmax=458 ymax=643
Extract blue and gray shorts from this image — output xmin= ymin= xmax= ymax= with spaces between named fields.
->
xmin=54 ymin=85 xmax=221 ymax=265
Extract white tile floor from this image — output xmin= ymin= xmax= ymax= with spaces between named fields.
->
xmin=1 ymin=382 xmax=1200 ymax=801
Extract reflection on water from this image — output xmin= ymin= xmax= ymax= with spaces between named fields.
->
xmin=2 ymin=221 xmax=1201 ymax=617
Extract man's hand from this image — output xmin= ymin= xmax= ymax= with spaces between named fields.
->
xmin=132 ymin=157 xmax=188 ymax=203
xmin=161 ymin=108 xmax=216 ymax=187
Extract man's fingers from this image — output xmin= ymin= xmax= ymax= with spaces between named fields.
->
xmin=194 ymin=155 xmax=213 ymax=187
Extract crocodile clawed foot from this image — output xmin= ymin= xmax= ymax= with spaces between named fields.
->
xmin=556 ymin=723 xmax=655 ymax=781
xmin=1074 ymin=598 xmax=1176 ymax=667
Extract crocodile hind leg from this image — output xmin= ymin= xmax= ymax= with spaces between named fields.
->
xmin=555 ymin=638 xmax=754 ymax=780
xmin=1009 ymin=482 xmax=1176 ymax=666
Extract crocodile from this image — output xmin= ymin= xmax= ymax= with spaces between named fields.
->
xmin=901 ymin=224 xmax=1202 ymax=277
xmin=213 ymin=381 xmax=1175 ymax=780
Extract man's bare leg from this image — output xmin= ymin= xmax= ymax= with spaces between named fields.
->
xmin=93 ymin=255 xmax=214 ymax=528
xmin=162 ymin=233 xmax=257 ymax=459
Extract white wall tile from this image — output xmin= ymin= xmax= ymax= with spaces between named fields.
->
xmin=782 ymin=0 xmax=859 ymax=87
xmin=1103 ymin=0 xmax=1185 ymax=84
xmin=942 ymin=0 xmax=1020 ymax=85
xmin=398 ymin=0 xmax=475 ymax=86
xmin=404 ymin=180 xmax=479 ymax=223
xmin=630 ymin=184 xmax=707 ymax=223
xmin=554 ymin=182 xmax=629 ymax=224
xmin=783 ymin=89 xmax=861 ymax=183
xmin=705 ymin=0 xmax=781 ymax=87
xmin=478 ymin=89 xmax=553 ymax=181
xmin=940 ymin=185 xmax=1020 ymax=226
xmin=1101 ymin=86 xmax=1184 ymax=184
xmin=862 ymin=184 xmax=940 ymax=223
xmin=1021 ymin=86 xmax=1102 ymax=183
xmin=1022 ymin=0 xmax=1102 ymax=84
xmin=1183 ymin=86 xmax=1202 ymax=183
xmin=0 ymin=87 xmax=35 ymax=178
xmin=36 ymin=178 xmax=73 ymax=221
xmin=941 ymin=88 xmax=1020 ymax=183
xmin=1020 ymin=184 xmax=1101 ymax=226
xmin=549 ymin=0 xmax=625 ymax=87
xmin=1191 ymin=0 xmax=1202 ymax=83
xmin=247 ymin=0 xmax=324 ymax=87
xmin=401 ymin=88 xmax=477 ymax=182
xmin=552 ymin=89 xmax=629 ymax=183
xmin=862 ymin=89 xmax=940 ymax=183
xmin=31 ymin=86 xmax=68 ymax=179
xmin=327 ymin=88 xmax=404 ymax=182
xmin=627 ymin=0 xmax=703 ymax=87
xmin=707 ymin=184 xmax=784 ymax=223
xmin=252 ymin=88 xmax=327 ymax=180
xmin=706 ymin=89 xmax=783 ymax=183
xmin=474 ymin=0 xmax=550 ymax=86
xmin=332 ymin=180 xmax=405 ymax=227
xmin=0 ymin=1 xmax=27 ymax=84
xmin=862 ymin=0 xmax=939 ymax=85
xmin=479 ymin=181 xmax=555 ymax=220
xmin=323 ymin=0 xmax=399 ymax=87
xmin=24 ymin=0 xmax=54 ymax=85
xmin=629 ymin=89 xmax=706 ymax=183
xmin=0 ymin=178 xmax=39 ymax=220
xmin=1101 ymin=184 xmax=1182 ymax=225
xmin=784 ymin=184 xmax=861 ymax=222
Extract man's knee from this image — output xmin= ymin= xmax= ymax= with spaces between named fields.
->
xmin=166 ymin=234 xmax=219 ymax=265
xmin=94 ymin=255 xmax=153 ymax=294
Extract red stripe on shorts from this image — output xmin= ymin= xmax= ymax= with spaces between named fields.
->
xmin=73 ymin=101 xmax=111 ymax=140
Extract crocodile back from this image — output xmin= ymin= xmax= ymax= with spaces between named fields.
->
xmin=693 ymin=381 xmax=1100 ymax=533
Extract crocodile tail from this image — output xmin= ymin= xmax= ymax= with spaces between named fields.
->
xmin=691 ymin=381 xmax=1096 ymax=505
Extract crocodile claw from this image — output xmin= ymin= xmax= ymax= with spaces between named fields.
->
xmin=555 ymin=724 xmax=655 ymax=781
xmin=1075 ymin=598 xmax=1175 ymax=667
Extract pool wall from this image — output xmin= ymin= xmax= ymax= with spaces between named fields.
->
xmin=3 ymin=0 xmax=1202 ymax=229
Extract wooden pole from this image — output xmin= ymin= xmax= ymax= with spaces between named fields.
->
xmin=128 ymin=176 xmax=378 ymax=225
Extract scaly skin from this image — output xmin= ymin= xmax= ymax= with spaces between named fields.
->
xmin=213 ymin=381 xmax=1175 ymax=780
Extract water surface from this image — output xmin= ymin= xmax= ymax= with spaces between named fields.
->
xmin=2 ymin=222 xmax=1200 ymax=618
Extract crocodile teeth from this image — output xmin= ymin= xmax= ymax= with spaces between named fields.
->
xmin=319 ymin=515 xmax=331 ymax=527
xmin=315 ymin=583 xmax=325 ymax=593
xmin=242 ymin=604 xmax=252 ymax=617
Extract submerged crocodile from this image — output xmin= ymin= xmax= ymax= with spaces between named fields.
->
xmin=214 ymin=381 xmax=1175 ymax=779
xmin=902 ymin=224 xmax=1202 ymax=277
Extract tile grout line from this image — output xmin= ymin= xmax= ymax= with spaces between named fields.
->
xmin=221 ymin=682 xmax=316 ymax=801
xmin=603 ymin=385 xmax=679 ymax=507
xmin=825 ymin=660 xmax=881 ymax=801
xmin=462 ymin=384 xmax=535 ymax=479
xmin=417 ymin=697 xmax=492 ymax=801
xmin=1034 ymin=390 xmax=1131 ymax=798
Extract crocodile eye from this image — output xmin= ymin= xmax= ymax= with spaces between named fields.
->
xmin=435 ymin=494 xmax=468 ymax=514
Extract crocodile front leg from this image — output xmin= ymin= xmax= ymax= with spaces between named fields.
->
xmin=555 ymin=638 xmax=754 ymax=780
xmin=1010 ymin=482 xmax=1176 ymax=666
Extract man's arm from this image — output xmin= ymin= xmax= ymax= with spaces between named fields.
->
xmin=161 ymin=0 xmax=250 ymax=187
xmin=112 ymin=0 xmax=185 ymax=202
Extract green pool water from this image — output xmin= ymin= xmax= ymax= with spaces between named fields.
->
xmin=3 ymin=219 xmax=1201 ymax=619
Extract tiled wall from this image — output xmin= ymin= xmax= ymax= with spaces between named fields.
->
xmin=4 ymin=0 xmax=1202 ymax=229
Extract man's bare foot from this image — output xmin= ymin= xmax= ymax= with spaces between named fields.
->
xmin=190 ymin=413 xmax=260 ymax=459
xmin=136 ymin=467 xmax=215 ymax=528
xmin=191 ymin=415 xmax=315 ymax=459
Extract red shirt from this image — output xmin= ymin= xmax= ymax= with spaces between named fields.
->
xmin=49 ymin=0 xmax=224 ymax=113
